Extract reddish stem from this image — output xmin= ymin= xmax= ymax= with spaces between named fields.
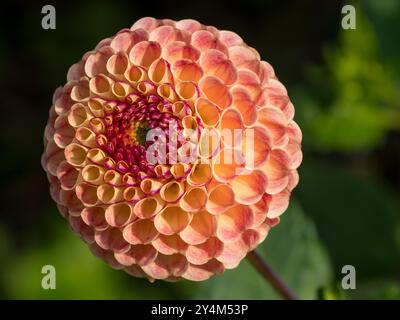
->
xmin=247 ymin=250 xmax=299 ymax=300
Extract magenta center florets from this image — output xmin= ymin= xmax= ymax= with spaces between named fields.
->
xmin=96 ymin=93 xmax=186 ymax=179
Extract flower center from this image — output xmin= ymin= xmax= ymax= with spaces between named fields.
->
xmin=97 ymin=93 xmax=187 ymax=180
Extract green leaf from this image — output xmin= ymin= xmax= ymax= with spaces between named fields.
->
xmin=194 ymin=200 xmax=333 ymax=299
xmin=293 ymin=6 xmax=400 ymax=152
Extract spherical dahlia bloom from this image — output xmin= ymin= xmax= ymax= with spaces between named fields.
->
xmin=42 ymin=17 xmax=302 ymax=282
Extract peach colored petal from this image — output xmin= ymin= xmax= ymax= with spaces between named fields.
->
xmin=44 ymin=141 xmax=65 ymax=175
xmin=254 ymin=221 xmax=272 ymax=243
xmin=219 ymin=30 xmax=244 ymax=47
xmin=199 ymin=76 xmax=231 ymax=109
xmin=219 ymin=108 xmax=243 ymax=148
xmin=103 ymin=169 xmax=123 ymax=186
xmin=170 ymin=163 xmax=190 ymax=180
xmin=142 ymin=254 xmax=188 ymax=279
xmin=175 ymin=81 xmax=199 ymax=101
xmin=94 ymin=227 xmax=130 ymax=253
xmin=124 ymin=265 xmax=147 ymax=279
xmin=286 ymin=140 xmax=303 ymax=170
xmin=129 ymin=41 xmax=161 ymax=68
xmin=267 ymin=189 xmax=290 ymax=218
xmin=172 ymin=59 xmax=203 ymax=82
xmin=57 ymin=161 xmax=79 ymax=191
xmin=287 ymin=169 xmax=299 ymax=191
xmin=185 ymin=237 xmax=223 ymax=265
xmin=257 ymin=106 xmax=288 ymax=147
xmin=230 ymin=170 xmax=267 ymax=205
xmin=212 ymin=148 xmax=245 ymax=182
xmin=154 ymin=206 xmax=191 ymax=235
xmin=54 ymin=90 xmax=74 ymax=115
xmin=287 ymin=120 xmax=302 ymax=143
xmin=96 ymin=184 xmax=123 ymax=204
xmin=124 ymin=65 xmax=147 ymax=83
xmin=200 ymin=49 xmax=237 ymax=85
xmin=123 ymin=186 xmax=144 ymax=202
xmin=86 ymin=148 xmax=106 ymax=165
xmin=237 ymin=69 xmax=262 ymax=102
xmin=231 ymin=85 xmax=257 ymax=126
xmin=251 ymin=193 xmax=270 ymax=226
xmin=187 ymin=162 xmax=212 ymax=186
xmin=180 ymin=187 xmax=207 ymax=212
xmin=206 ymin=184 xmax=235 ymax=215
xmin=260 ymin=148 xmax=290 ymax=195
xmin=216 ymin=238 xmax=248 ymax=269
xmin=130 ymin=17 xmax=159 ymax=32
xmin=241 ymin=126 xmax=270 ymax=169
xmin=75 ymin=182 xmax=98 ymax=207
xmin=67 ymin=103 xmax=91 ymax=128
xmin=89 ymin=74 xmax=115 ymax=99
xmin=75 ymin=127 xmax=97 ymax=148
xmin=183 ymin=259 xmax=224 ymax=281
xmin=70 ymin=78 xmax=90 ymax=102
xmin=162 ymin=41 xmax=200 ymax=63
xmin=81 ymin=164 xmax=105 ymax=185
xmin=180 ymin=211 xmax=216 ymax=245
xmin=160 ymin=181 xmax=185 ymax=203
xmin=176 ymin=19 xmax=202 ymax=34
xmin=229 ymin=45 xmax=260 ymax=73
xmin=64 ymin=143 xmax=88 ymax=167
xmin=123 ymin=219 xmax=159 ymax=245
xmin=110 ymin=30 xmax=147 ymax=53
xmin=155 ymin=83 xmax=176 ymax=102
xmin=149 ymin=25 xmax=184 ymax=47
xmin=89 ymin=243 xmax=123 ymax=270
xmin=148 ymin=58 xmax=173 ymax=84
xmin=195 ymin=98 xmax=220 ymax=128
xmin=198 ymin=127 xmax=220 ymax=159
xmin=258 ymin=60 xmax=275 ymax=84
xmin=133 ymin=196 xmax=165 ymax=219
xmin=106 ymin=52 xmax=130 ymax=80
xmin=105 ymin=202 xmax=135 ymax=228
xmin=191 ymin=30 xmax=227 ymax=54
xmin=152 ymin=234 xmax=188 ymax=255
xmin=81 ymin=206 xmax=108 ymax=231
xmin=241 ymin=229 xmax=261 ymax=251
xmin=140 ymin=178 xmax=163 ymax=194
xmin=84 ymin=46 xmax=114 ymax=78
xmin=67 ymin=61 xmax=85 ymax=82
xmin=216 ymin=204 xmax=253 ymax=242
xmin=60 ymin=189 xmax=84 ymax=213
xmin=115 ymin=244 xmax=157 ymax=267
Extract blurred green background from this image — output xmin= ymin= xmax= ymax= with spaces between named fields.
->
xmin=0 ymin=0 xmax=399 ymax=299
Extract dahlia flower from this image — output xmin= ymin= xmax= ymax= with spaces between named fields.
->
xmin=42 ymin=17 xmax=302 ymax=282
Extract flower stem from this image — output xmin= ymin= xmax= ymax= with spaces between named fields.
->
xmin=247 ymin=250 xmax=299 ymax=300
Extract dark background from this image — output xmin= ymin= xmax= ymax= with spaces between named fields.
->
xmin=0 ymin=0 xmax=399 ymax=299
